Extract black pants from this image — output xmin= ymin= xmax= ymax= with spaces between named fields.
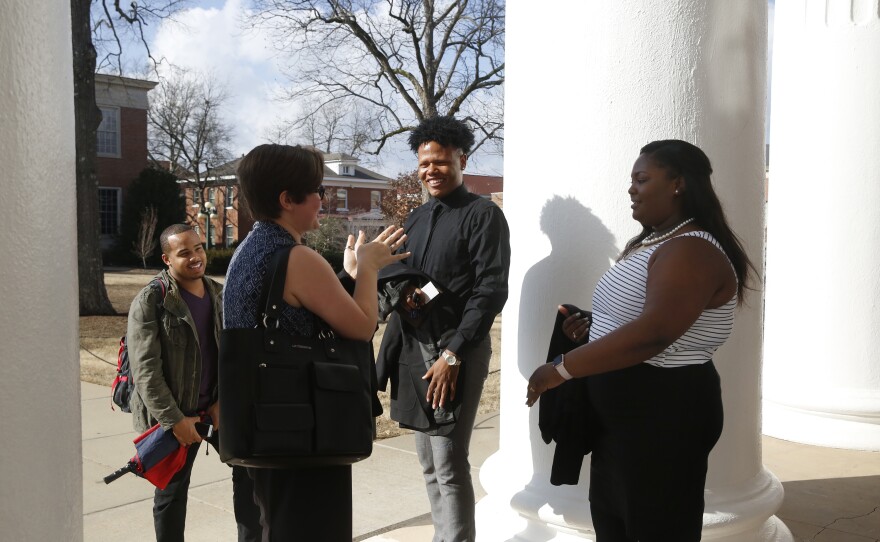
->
xmin=153 ymin=434 xmax=262 ymax=542
xmin=248 ymin=465 xmax=352 ymax=542
xmin=587 ymin=361 xmax=724 ymax=542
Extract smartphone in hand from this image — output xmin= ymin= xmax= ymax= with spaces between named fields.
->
xmin=195 ymin=422 xmax=214 ymax=439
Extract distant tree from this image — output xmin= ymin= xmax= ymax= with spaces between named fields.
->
xmin=304 ymin=216 xmax=347 ymax=254
xmin=381 ymin=171 xmax=423 ymax=226
xmin=304 ymin=216 xmax=347 ymax=272
xmin=131 ymin=207 xmax=159 ymax=268
xmin=118 ymin=168 xmax=186 ymax=266
xmin=147 ymin=68 xmax=234 ymax=229
xmin=250 ymin=0 xmax=505 ymax=156
xmin=71 ymin=0 xmax=186 ymax=314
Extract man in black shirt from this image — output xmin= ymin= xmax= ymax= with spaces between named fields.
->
xmin=377 ymin=117 xmax=510 ymax=541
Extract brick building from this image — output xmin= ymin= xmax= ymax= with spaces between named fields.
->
xmin=463 ymin=173 xmax=504 ymax=208
xmin=184 ymin=152 xmax=392 ymax=247
xmin=94 ymin=74 xmax=157 ymax=249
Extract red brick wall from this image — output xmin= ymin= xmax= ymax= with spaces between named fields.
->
xmin=97 ymin=107 xmax=150 ymax=200
xmin=463 ymin=174 xmax=503 ymax=197
xmin=327 ymin=187 xmax=381 ymax=212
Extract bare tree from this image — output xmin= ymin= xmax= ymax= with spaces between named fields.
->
xmin=380 ymin=170 xmax=423 ymax=226
xmin=131 ymin=206 xmax=159 ymax=268
xmin=71 ymin=0 xmax=186 ymax=315
xmin=250 ymin=0 xmax=505 ymax=156
xmin=147 ymin=69 xmax=234 ymax=231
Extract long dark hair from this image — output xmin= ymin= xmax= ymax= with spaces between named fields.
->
xmin=620 ymin=140 xmax=757 ymax=301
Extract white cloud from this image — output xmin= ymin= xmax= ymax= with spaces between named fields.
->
xmin=151 ymin=0 xmax=299 ymax=158
xmin=149 ymin=0 xmax=503 ymax=176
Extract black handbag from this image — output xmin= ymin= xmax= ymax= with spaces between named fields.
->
xmin=219 ymin=246 xmax=374 ymax=468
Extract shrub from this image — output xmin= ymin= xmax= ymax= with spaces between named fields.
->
xmin=205 ymin=247 xmax=236 ymax=275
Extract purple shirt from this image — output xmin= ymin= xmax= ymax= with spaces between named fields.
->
xmin=179 ymin=286 xmax=218 ymax=411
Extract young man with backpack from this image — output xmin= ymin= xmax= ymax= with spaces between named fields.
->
xmin=127 ymin=223 xmax=261 ymax=541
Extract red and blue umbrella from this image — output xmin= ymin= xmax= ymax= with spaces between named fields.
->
xmin=103 ymin=423 xmax=189 ymax=490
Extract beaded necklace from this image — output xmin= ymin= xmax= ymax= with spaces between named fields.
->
xmin=640 ymin=217 xmax=696 ymax=246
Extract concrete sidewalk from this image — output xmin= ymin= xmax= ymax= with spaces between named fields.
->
xmin=82 ymin=381 xmax=880 ymax=541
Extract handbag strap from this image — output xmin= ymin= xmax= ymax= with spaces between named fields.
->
xmin=259 ymin=245 xmax=294 ymax=329
xmin=257 ymin=244 xmax=337 ymax=339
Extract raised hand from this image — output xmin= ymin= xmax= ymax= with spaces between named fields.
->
xmin=356 ymin=225 xmax=410 ymax=273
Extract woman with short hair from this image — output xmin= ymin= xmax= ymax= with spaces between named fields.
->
xmin=224 ymin=143 xmax=409 ymax=541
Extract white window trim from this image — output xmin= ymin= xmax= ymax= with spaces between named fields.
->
xmin=98 ymin=186 xmax=122 ymax=236
xmin=336 ymin=188 xmax=349 ymax=211
xmin=96 ymin=106 xmax=121 ymax=158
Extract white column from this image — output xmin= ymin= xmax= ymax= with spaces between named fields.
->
xmin=0 ymin=3 xmax=83 ymax=541
xmin=763 ymin=0 xmax=880 ymax=451
xmin=476 ymin=1 xmax=792 ymax=540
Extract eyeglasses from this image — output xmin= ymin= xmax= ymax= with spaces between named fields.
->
xmin=314 ymin=185 xmax=326 ymax=200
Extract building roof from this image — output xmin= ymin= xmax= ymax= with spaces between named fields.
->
xmin=94 ymin=73 xmax=157 ymax=110
xmin=183 ymin=153 xmax=391 ymax=189
xmin=323 ymin=152 xmax=358 ymax=162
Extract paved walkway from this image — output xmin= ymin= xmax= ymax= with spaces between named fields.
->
xmin=82 ymin=381 xmax=880 ymax=541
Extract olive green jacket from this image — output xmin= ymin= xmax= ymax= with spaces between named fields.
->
xmin=127 ymin=269 xmax=223 ymax=434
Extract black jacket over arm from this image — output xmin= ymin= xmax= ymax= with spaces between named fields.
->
xmin=376 ymin=185 xmax=510 ymax=435
xmin=538 ymin=305 xmax=596 ymax=486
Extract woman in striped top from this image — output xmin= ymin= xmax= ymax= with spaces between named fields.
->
xmin=526 ymin=140 xmax=756 ymax=541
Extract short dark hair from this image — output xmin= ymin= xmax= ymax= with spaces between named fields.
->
xmin=159 ymin=224 xmax=195 ymax=254
xmin=408 ymin=116 xmax=475 ymax=155
xmin=236 ymin=144 xmax=324 ymax=221
xmin=621 ymin=139 xmax=757 ymax=301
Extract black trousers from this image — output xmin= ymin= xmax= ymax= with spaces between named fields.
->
xmin=153 ymin=433 xmax=262 ymax=542
xmin=587 ymin=361 xmax=724 ymax=542
xmin=248 ymin=465 xmax=352 ymax=542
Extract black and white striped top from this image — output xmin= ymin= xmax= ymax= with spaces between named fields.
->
xmin=590 ymin=231 xmax=736 ymax=368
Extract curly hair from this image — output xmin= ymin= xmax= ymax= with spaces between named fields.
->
xmin=408 ymin=116 xmax=475 ymax=154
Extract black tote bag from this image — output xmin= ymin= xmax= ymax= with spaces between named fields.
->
xmin=219 ymin=246 xmax=374 ymax=468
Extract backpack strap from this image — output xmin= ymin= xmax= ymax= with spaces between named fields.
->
xmin=149 ymin=276 xmax=169 ymax=315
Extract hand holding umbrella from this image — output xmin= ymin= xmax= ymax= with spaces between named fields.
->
xmin=103 ymin=417 xmax=212 ymax=490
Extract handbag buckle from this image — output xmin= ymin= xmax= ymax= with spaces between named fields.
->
xmin=262 ymin=313 xmax=281 ymax=329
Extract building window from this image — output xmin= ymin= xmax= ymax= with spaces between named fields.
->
xmin=342 ymin=165 xmax=351 ymax=175
xmin=208 ymin=187 xmax=215 ymax=204
xmin=192 ymin=188 xmax=201 ymax=207
xmin=336 ymin=188 xmax=348 ymax=211
xmin=96 ymin=107 xmax=120 ymax=157
xmin=98 ymin=187 xmax=121 ymax=235
xmin=370 ymin=190 xmax=381 ymax=211
xmin=225 ymin=224 xmax=235 ymax=246
xmin=225 ymin=186 xmax=234 ymax=207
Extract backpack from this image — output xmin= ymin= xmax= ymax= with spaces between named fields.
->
xmin=111 ymin=277 xmax=169 ymax=412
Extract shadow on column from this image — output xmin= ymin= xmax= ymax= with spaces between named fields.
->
xmin=510 ymin=195 xmax=617 ymax=540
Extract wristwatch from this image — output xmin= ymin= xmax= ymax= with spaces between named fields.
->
xmin=552 ymin=353 xmax=573 ymax=380
xmin=442 ymin=350 xmax=461 ymax=366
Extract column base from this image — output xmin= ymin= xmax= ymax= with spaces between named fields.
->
xmin=763 ymin=398 xmax=880 ymax=451
xmin=476 ymin=452 xmax=792 ymax=542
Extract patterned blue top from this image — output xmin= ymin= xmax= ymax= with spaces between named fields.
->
xmin=223 ymin=221 xmax=315 ymax=336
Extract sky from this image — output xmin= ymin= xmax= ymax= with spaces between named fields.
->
xmin=133 ymin=0 xmax=504 ymax=177
xmin=119 ymin=0 xmax=774 ymax=177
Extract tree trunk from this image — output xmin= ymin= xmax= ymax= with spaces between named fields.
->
xmin=71 ymin=0 xmax=116 ymax=315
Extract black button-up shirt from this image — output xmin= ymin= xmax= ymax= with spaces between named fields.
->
xmin=400 ymin=184 xmax=511 ymax=357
